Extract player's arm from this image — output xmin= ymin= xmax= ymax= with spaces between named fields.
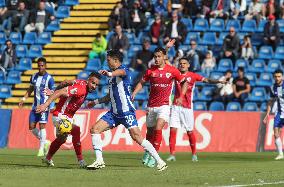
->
xmin=36 ymin=87 xmax=69 ymax=113
xmin=203 ymin=78 xmax=227 ymax=84
xmin=99 ymin=69 xmax=126 ymax=77
xmin=164 ymin=39 xmax=176 ymax=65
xmin=87 ymin=93 xmax=111 ymax=108
xmin=263 ymin=97 xmax=277 ymax=124
xmin=132 ymin=79 xmax=146 ymax=101
xmin=44 ymin=79 xmax=75 ymax=96
xmin=19 ymin=85 xmax=34 ymax=108
xmin=175 ymin=80 xmax=189 ymax=105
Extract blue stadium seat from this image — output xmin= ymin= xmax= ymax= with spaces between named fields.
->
xmin=64 ymin=0 xmax=79 ymax=6
xmin=248 ymin=87 xmax=267 ymax=102
xmin=149 ymin=44 xmax=157 ymax=52
xmin=193 ymin=18 xmax=209 ymax=32
xmin=135 ymin=86 xmax=149 ymax=100
xmin=0 ymin=85 xmax=11 ymax=99
xmin=185 ymin=32 xmax=200 ymax=44
xmin=238 ymin=32 xmax=247 ymax=44
xmin=16 ymin=45 xmax=28 ymax=58
xmin=101 ymin=85 xmax=109 ymax=97
xmin=226 ymin=19 xmax=241 ymax=32
xmin=210 ymin=19 xmax=225 ymax=32
xmin=99 ymin=76 xmax=108 ymax=86
xmin=0 ymin=71 xmax=5 ymax=84
xmin=248 ymin=59 xmax=265 ymax=73
xmin=15 ymin=58 xmax=32 ymax=71
xmin=274 ymin=46 xmax=284 ymax=60
xmin=256 ymin=72 xmax=273 ymax=87
xmin=0 ymin=31 xmax=7 ymax=44
xmin=125 ymin=33 xmax=135 ymax=44
xmin=23 ymin=32 xmax=37 ymax=44
xmin=260 ymin=102 xmax=267 ymax=112
xmin=46 ymin=20 xmax=60 ymax=31
xmin=257 ymin=20 xmax=267 ymax=32
xmin=85 ymin=58 xmax=101 ymax=71
xmin=5 ymin=71 xmax=21 ymax=84
xmin=200 ymin=32 xmax=216 ymax=45
xmin=210 ymin=71 xmax=223 ymax=80
xmin=242 ymin=20 xmax=257 ymax=32
xmin=251 ymin=33 xmax=263 ymax=46
xmin=134 ymin=100 xmax=140 ymax=109
xmin=198 ymin=87 xmax=214 ymax=101
xmin=0 ymin=0 xmax=5 ymax=7
xmin=209 ymin=101 xmax=225 ymax=111
xmin=211 ymin=45 xmax=222 ymax=58
xmin=9 ymin=32 xmax=22 ymax=44
xmin=258 ymin=46 xmax=274 ymax=59
xmin=86 ymin=90 xmax=100 ymax=100
xmin=226 ymin=102 xmax=241 ymax=111
xmin=28 ymin=45 xmax=42 ymax=58
xmin=266 ymin=59 xmax=282 ymax=73
xmin=179 ymin=45 xmax=189 ymax=51
xmin=217 ymin=59 xmax=233 ymax=72
xmin=277 ymin=19 xmax=284 ymax=32
xmin=77 ymin=71 xmax=90 ymax=80
xmin=234 ymin=59 xmax=249 ymax=71
xmin=130 ymin=70 xmax=140 ymax=85
xmin=245 ymin=72 xmax=257 ymax=87
xmin=181 ymin=18 xmax=192 ymax=30
xmin=217 ymin=32 xmax=228 ymax=45
xmin=37 ymin=32 xmax=52 ymax=44
xmin=56 ymin=6 xmax=70 ymax=18
xmin=243 ymin=102 xmax=258 ymax=111
xmin=193 ymin=102 xmax=207 ymax=111
xmin=193 ymin=88 xmax=199 ymax=100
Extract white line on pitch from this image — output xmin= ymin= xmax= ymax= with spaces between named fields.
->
xmin=210 ymin=181 xmax=284 ymax=187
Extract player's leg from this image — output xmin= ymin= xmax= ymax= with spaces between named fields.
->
xmin=38 ymin=111 xmax=50 ymax=156
xmin=29 ymin=110 xmax=43 ymax=156
xmin=70 ymin=125 xmax=86 ymax=168
xmin=274 ymin=127 xmax=283 ymax=160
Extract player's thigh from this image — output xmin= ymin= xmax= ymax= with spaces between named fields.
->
xmin=29 ymin=110 xmax=38 ymax=129
xmin=146 ymin=107 xmax=157 ymax=128
xmin=119 ymin=112 xmax=139 ymax=129
xmin=91 ymin=111 xmax=114 ymax=133
xmin=180 ymin=108 xmax=194 ymax=131
xmin=156 ymin=105 xmax=171 ymax=129
xmin=169 ymin=105 xmax=182 ymax=129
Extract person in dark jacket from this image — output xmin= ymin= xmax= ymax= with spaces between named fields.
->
xmin=6 ymin=1 xmax=29 ymax=33
xmin=149 ymin=14 xmax=166 ymax=46
xmin=129 ymin=0 xmax=147 ymax=36
xmin=107 ymin=24 xmax=130 ymax=55
xmin=264 ymin=14 xmax=280 ymax=50
xmin=0 ymin=40 xmax=17 ymax=71
xmin=222 ymin=26 xmax=240 ymax=62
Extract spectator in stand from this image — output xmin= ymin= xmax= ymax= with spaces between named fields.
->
xmin=167 ymin=0 xmax=183 ymax=15
xmin=6 ymin=1 xmax=29 ymax=33
xmin=264 ymin=14 xmax=280 ymax=50
xmin=163 ymin=10 xmax=187 ymax=50
xmin=281 ymin=0 xmax=284 ymax=19
xmin=201 ymin=50 xmax=216 ymax=77
xmin=210 ymin=0 xmax=230 ymax=20
xmin=230 ymin=0 xmax=247 ymax=19
xmin=185 ymin=39 xmax=203 ymax=72
xmin=24 ymin=0 xmax=40 ymax=11
xmin=149 ymin=14 xmax=166 ymax=46
xmin=214 ymin=70 xmax=234 ymax=104
xmin=24 ymin=1 xmax=55 ymax=33
xmin=0 ymin=6 xmax=7 ymax=27
xmin=107 ymin=24 xmax=130 ymax=55
xmin=222 ymin=27 xmax=240 ymax=62
xmin=241 ymin=35 xmax=254 ymax=60
xmin=201 ymin=0 xmax=213 ymax=18
xmin=0 ymin=40 xmax=17 ymax=71
xmin=154 ymin=0 xmax=167 ymax=17
xmin=89 ymin=33 xmax=107 ymax=63
xmin=233 ymin=67 xmax=251 ymax=105
xmin=129 ymin=0 xmax=147 ymax=37
xmin=183 ymin=0 xmax=200 ymax=18
xmin=263 ymin=0 xmax=280 ymax=18
xmin=108 ymin=2 xmax=130 ymax=31
xmin=244 ymin=0 xmax=265 ymax=25
xmin=1 ymin=0 xmax=20 ymax=33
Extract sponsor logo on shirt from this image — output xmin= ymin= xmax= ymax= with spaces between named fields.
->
xmin=70 ymin=88 xmax=77 ymax=94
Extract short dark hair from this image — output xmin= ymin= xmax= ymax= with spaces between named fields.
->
xmin=154 ymin=47 xmax=166 ymax=55
xmin=95 ymin=33 xmax=101 ymax=38
xmin=89 ymin=71 xmax=101 ymax=80
xmin=37 ymin=57 xmax=46 ymax=64
xmin=274 ymin=69 xmax=283 ymax=75
xmin=5 ymin=39 xmax=12 ymax=44
xmin=225 ymin=70 xmax=232 ymax=74
xmin=179 ymin=57 xmax=189 ymax=63
xmin=237 ymin=67 xmax=244 ymax=72
xmin=107 ymin=49 xmax=124 ymax=62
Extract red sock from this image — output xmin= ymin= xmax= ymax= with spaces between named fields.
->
xmin=187 ymin=131 xmax=196 ymax=155
xmin=169 ymin=128 xmax=177 ymax=155
xmin=71 ymin=126 xmax=83 ymax=161
xmin=153 ymin=130 xmax=162 ymax=151
xmin=46 ymin=137 xmax=65 ymax=160
xmin=146 ymin=130 xmax=154 ymax=145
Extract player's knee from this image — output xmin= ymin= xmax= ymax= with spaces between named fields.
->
xmin=29 ymin=125 xmax=35 ymax=130
xmin=39 ymin=124 xmax=45 ymax=129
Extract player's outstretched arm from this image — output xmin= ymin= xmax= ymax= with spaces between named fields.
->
xmin=263 ymin=97 xmax=276 ymax=124
xmin=99 ymin=69 xmax=126 ymax=77
xmin=36 ymin=87 xmax=68 ymax=113
xmin=132 ymin=80 xmax=145 ymax=101
xmin=203 ymin=78 xmax=227 ymax=84
xmin=87 ymin=93 xmax=110 ymax=108
xmin=19 ymin=85 xmax=34 ymax=108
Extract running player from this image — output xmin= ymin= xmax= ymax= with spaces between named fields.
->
xmin=35 ymin=72 xmax=101 ymax=167
xmin=19 ymin=57 xmax=54 ymax=157
xmin=86 ymin=49 xmax=168 ymax=171
xmin=132 ymin=47 xmax=188 ymax=167
xmin=166 ymin=57 xmax=226 ymax=162
xmin=263 ymin=69 xmax=284 ymax=160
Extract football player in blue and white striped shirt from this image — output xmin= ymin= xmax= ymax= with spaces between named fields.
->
xmin=19 ymin=57 xmax=54 ymax=157
xmin=86 ymin=49 xmax=167 ymax=171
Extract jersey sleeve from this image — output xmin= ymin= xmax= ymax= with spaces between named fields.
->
xmin=48 ymin=76 xmax=55 ymax=90
xmin=67 ymin=84 xmax=86 ymax=97
xmin=194 ymin=73 xmax=205 ymax=82
xmin=142 ymin=69 xmax=151 ymax=82
xmin=270 ymin=86 xmax=276 ymax=98
xmin=30 ymin=75 xmax=34 ymax=85
xmin=172 ymin=67 xmax=183 ymax=82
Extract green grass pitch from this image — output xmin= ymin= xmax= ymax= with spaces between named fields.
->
xmin=0 ymin=149 xmax=284 ymax=187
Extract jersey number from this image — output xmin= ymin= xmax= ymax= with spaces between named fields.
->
xmin=125 ymin=115 xmax=135 ymax=126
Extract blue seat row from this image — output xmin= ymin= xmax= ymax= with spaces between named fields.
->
xmin=194 ymin=101 xmax=267 ymax=111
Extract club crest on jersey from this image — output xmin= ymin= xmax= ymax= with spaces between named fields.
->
xmin=166 ymin=73 xmax=171 ymax=78
xmin=70 ymin=88 xmax=77 ymax=94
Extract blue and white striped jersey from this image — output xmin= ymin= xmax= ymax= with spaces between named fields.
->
xmin=271 ymin=81 xmax=284 ymax=117
xmin=30 ymin=72 xmax=55 ymax=111
xmin=108 ymin=65 xmax=135 ymax=115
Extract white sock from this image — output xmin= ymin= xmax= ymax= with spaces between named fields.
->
xmin=275 ymin=137 xmax=283 ymax=155
xmin=31 ymin=128 xmax=40 ymax=139
xmin=39 ymin=129 xmax=46 ymax=150
xmin=91 ymin=133 xmax=103 ymax=161
xmin=141 ymin=139 xmax=163 ymax=164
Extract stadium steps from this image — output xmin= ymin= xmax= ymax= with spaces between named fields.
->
xmin=2 ymin=0 xmax=116 ymax=108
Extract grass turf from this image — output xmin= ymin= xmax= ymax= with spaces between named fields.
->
xmin=0 ymin=149 xmax=284 ymax=187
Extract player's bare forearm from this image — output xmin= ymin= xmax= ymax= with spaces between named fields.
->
xmin=98 ymin=94 xmax=110 ymax=104
xmin=266 ymin=98 xmax=276 ymax=115
xmin=180 ymin=81 xmax=189 ymax=96
xmin=55 ymin=80 xmax=75 ymax=91
xmin=45 ymin=88 xmax=68 ymax=107
xmin=24 ymin=85 xmax=34 ymax=98
xmin=133 ymin=80 xmax=144 ymax=96
xmin=111 ymin=69 xmax=126 ymax=77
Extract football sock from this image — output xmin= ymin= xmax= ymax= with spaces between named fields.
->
xmin=169 ymin=128 xmax=177 ymax=155
xmin=39 ymin=129 xmax=46 ymax=150
xmin=146 ymin=130 xmax=154 ymax=145
xmin=46 ymin=137 xmax=65 ymax=160
xmin=91 ymin=133 xmax=103 ymax=161
xmin=153 ymin=130 xmax=162 ymax=151
xmin=141 ymin=138 xmax=163 ymax=164
xmin=275 ymin=137 xmax=283 ymax=155
xmin=71 ymin=126 xmax=83 ymax=161
xmin=31 ymin=128 xmax=40 ymax=139
xmin=187 ymin=131 xmax=197 ymax=155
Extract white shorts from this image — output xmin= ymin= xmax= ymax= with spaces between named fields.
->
xmin=146 ymin=105 xmax=171 ymax=127
xmin=169 ymin=105 xmax=194 ymax=131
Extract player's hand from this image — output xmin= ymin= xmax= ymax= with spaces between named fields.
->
xmin=19 ymin=101 xmax=24 ymax=108
xmin=176 ymin=97 xmax=183 ymax=106
xmin=131 ymin=93 xmax=136 ymax=101
xmin=99 ymin=70 xmax=112 ymax=77
xmin=35 ymin=104 xmax=47 ymax=113
xmin=43 ymin=88 xmax=54 ymax=96
xmin=86 ymin=101 xmax=96 ymax=108
xmin=219 ymin=80 xmax=227 ymax=84
xmin=166 ymin=39 xmax=176 ymax=49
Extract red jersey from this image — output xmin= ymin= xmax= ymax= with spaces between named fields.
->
xmin=173 ymin=72 xmax=204 ymax=109
xmin=142 ymin=64 xmax=183 ymax=107
xmin=53 ymin=80 xmax=88 ymax=118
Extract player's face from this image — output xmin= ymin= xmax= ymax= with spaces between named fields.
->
xmin=274 ymin=73 xmax=283 ymax=85
xmin=107 ymin=56 xmax=119 ymax=70
xmin=38 ymin=61 xmax=46 ymax=75
xmin=178 ymin=59 xmax=190 ymax=73
xmin=87 ymin=76 xmax=100 ymax=92
xmin=154 ymin=51 xmax=165 ymax=67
